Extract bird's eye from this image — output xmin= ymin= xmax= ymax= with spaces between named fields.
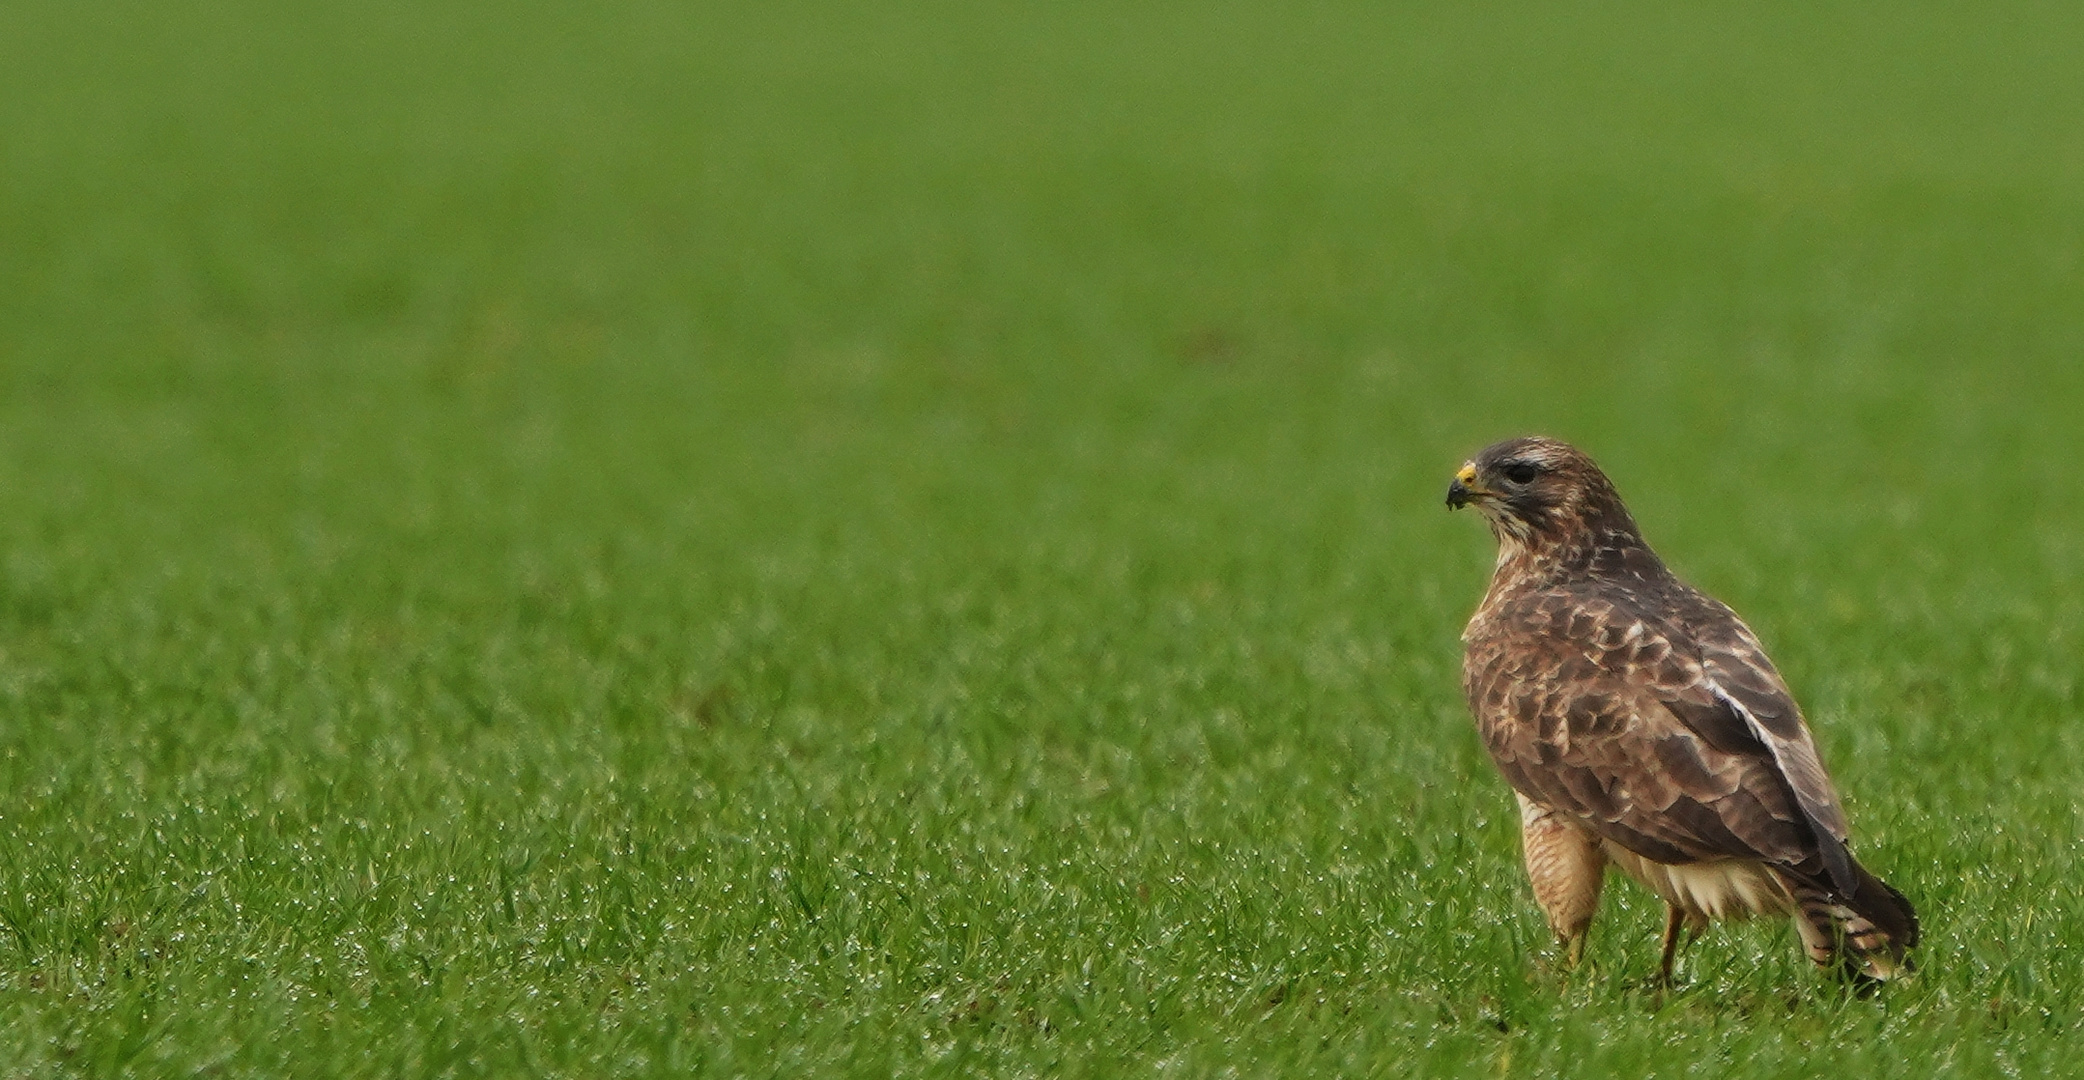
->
xmin=1502 ymin=461 xmax=1539 ymax=484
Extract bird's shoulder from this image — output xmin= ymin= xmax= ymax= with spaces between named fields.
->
xmin=1462 ymin=567 xmax=1801 ymax=758
xmin=1469 ymin=552 xmax=1774 ymax=670
xmin=1464 ymin=571 xmax=1686 ymax=670
xmin=1462 ymin=579 xmax=1691 ymax=735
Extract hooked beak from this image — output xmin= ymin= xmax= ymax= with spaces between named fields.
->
xmin=1445 ymin=463 xmax=1483 ymax=510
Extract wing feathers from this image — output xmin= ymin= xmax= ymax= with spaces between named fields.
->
xmin=1468 ymin=582 xmax=1862 ymax=891
xmin=1706 ymin=679 xmax=1857 ymax=894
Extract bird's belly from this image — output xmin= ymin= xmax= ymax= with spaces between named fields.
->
xmin=1601 ymin=844 xmax=1796 ymax=923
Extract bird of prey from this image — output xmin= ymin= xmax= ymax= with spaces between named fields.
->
xmin=1447 ymin=436 xmax=1916 ymax=984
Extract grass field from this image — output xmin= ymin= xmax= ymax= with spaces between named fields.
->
xmin=3 ymin=0 xmax=2083 ymax=1074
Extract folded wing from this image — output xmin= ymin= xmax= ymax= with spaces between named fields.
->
xmin=1467 ymin=586 xmax=1851 ymax=892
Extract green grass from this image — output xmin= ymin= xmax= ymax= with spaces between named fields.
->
xmin=2 ymin=0 xmax=2083 ymax=1074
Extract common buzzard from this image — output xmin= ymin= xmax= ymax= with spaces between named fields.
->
xmin=1448 ymin=436 xmax=1917 ymax=983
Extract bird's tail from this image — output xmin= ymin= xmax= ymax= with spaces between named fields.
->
xmin=1781 ymin=862 xmax=1919 ymax=982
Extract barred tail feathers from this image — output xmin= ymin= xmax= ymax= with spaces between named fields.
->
xmin=1782 ymin=862 xmax=1918 ymax=981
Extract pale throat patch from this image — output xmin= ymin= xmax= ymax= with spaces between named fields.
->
xmin=1479 ymin=502 xmax=1535 ymax=565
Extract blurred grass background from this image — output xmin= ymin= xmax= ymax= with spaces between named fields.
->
xmin=0 ymin=0 xmax=2081 ymax=1075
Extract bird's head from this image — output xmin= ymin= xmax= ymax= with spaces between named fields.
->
xmin=1446 ymin=436 xmax=1638 ymax=552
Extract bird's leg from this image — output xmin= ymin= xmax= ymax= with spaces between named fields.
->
xmin=1656 ymin=904 xmax=1687 ymax=987
xmin=1517 ymin=793 xmax=1605 ymax=974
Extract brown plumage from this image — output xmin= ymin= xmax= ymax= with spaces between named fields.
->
xmin=1448 ymin=436 xmax=1917 ymax=984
